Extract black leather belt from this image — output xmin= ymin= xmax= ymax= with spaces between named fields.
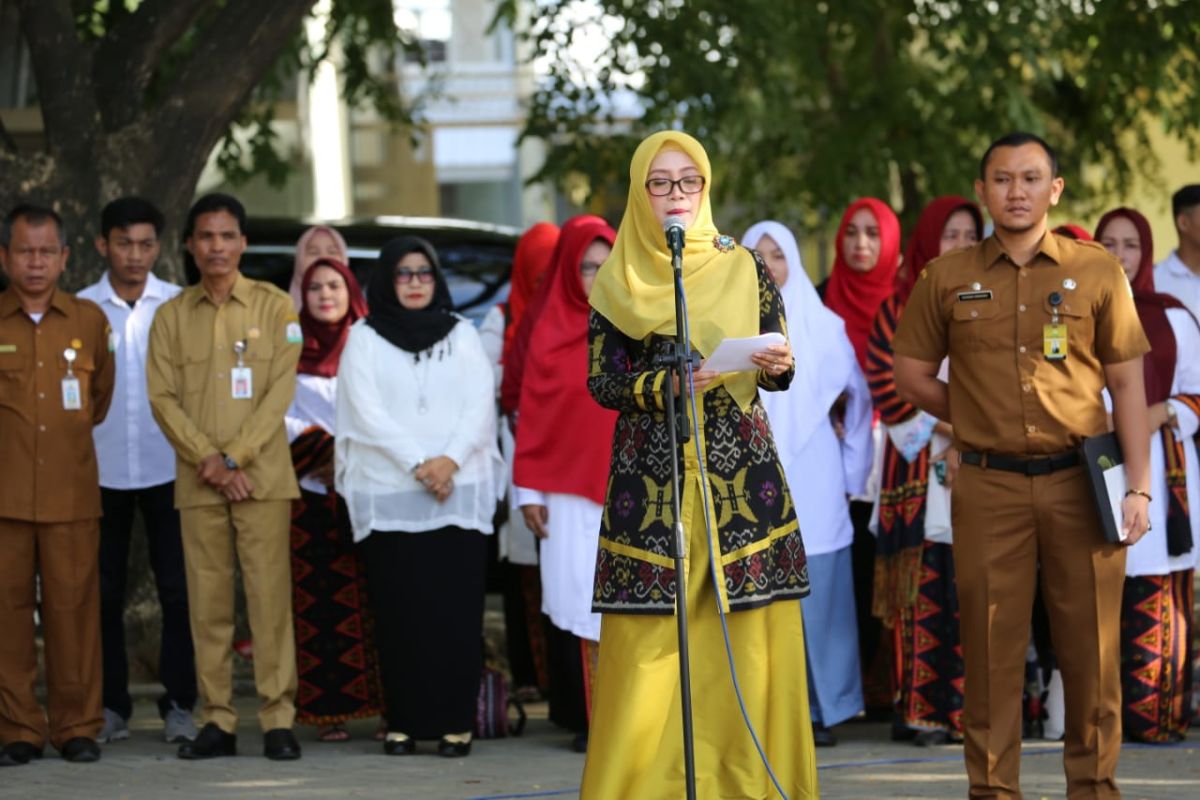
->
xmin=960 ymin=450 xmax=1080 ymax=476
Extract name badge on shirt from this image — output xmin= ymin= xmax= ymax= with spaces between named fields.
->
xmin=1044 ymin=323 xmax=1068 ymax=361
xmin=62 ymin=377 xmax=82 ymax=410
xmin=231 ymin=367 xmax=253 ymax=399
xmin=956 ymin=290 xmax=993 ymax=302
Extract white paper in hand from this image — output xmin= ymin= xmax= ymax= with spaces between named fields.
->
xmin=700 ymin=332 xmax=786 ymax=374
xmin=1103 ymin=463 xmax=1129 ymax=542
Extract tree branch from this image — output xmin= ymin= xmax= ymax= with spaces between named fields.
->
xmin=93 ymin=0 xmax=213 ymax=130
xmin=148 ymin=0 xmax=315 ymax=174
xmin=15 ymin=0 xmax=99 ymax=162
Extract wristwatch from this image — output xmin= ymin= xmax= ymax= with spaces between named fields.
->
xmin=222 ymin=453 xmax=238 ymax=470
xmin=1166 ymin=402 xmax=1178 ymax=430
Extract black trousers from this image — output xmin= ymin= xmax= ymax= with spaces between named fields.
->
xmin=362 ymin=528 xmax=486 ymax=739
xmin=544 ymin=618 xmax=588 ymax=734
xmin=849 ymin=499 xmax=883 ymax=702
xmin=99 ymin=482 xmax=197 ymax=719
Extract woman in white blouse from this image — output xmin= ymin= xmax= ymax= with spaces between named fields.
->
xmin=336 ymin=237 xmax=502 ymax=758
xmin=743 ymin=221 xmax=873 ymax=747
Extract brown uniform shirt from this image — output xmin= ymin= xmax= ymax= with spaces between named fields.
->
xmin=893 ymin=232 xmax=1150 ymax=455
xmin=146 ymin=274 xmax=301 ymax=509
xmin=0 ymin=289 xmax=114 ymax=522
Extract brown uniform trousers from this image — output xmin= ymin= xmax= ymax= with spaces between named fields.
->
xmin=147 ymin=275 xmax=301 ymax=733
xmin=0 ymin=289 xmax=113 ymax=750
xmin=953 ymin=463 xmax=1125 ymax=799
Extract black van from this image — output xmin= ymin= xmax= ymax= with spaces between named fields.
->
xmin=186 ymin=216 xmax=520 ymax=325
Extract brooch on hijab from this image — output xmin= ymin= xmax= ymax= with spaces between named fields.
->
xmin=712 ymin=234 xmax=736 ymax=253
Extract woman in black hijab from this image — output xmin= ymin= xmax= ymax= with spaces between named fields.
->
xmin=335 ymin=237 xmax=503 ymax=757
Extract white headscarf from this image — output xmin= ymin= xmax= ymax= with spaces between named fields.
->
xmin=743 ymin=221 xmax=858 ymax=451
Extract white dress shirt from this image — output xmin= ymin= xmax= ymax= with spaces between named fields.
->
xmin=77 ymin=272 xmax=181 ymax=489
xmin=1154 ymin=251 xmax=1200 ymax=321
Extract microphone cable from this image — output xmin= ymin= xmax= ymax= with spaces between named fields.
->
xmin=676 ymin=284 xmax=792 ymax=800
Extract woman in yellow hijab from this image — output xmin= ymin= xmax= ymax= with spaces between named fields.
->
xmin=581 ymin=130 xmax=819 ymax=799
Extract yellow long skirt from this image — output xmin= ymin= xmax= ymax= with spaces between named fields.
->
xmin=579 ymin=493 xmax=820 ymax=800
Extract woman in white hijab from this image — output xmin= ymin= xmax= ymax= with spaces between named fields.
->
xmin=743 ymin=221 xmax=873 ymax=747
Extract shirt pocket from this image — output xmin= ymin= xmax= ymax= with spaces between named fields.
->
xmin=950 ymin=299 xmax=1003 ymax=351
xmin=0 ymin=349 xmax=30 ymax=407
xmin=245 ymin=335 xmax=275 ymax=365
xmin=1044 ymin=296 xmax=1092 ymax=356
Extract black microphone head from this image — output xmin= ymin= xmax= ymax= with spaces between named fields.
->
xmin=663 ymin=215 xmax=687 ymax=233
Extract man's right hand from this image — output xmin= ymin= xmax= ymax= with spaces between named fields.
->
xmin=198 ymin=453 xmax=231 ymax=487
xmin=522 ymin=504 xmax=550 ymax=539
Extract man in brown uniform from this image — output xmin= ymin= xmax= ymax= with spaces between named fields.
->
xmin=0 ymin=205 xmax=114 ymax=766
xmin=146 ymin=194 xmax=302 ymax=761
xmin=894 ymin=132 xmax=1152 ymax=799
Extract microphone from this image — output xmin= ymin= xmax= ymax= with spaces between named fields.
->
xmin=663 ymin=215 xmax=686 ymax=263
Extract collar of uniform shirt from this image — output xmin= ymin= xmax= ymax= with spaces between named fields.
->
xmin=981 ymin=231 xmax=1062 ymax=269
xmin=0 ymin=287 xmax=71 ymax=318
xmin=190 ymin=271 xmax=252 ymax=307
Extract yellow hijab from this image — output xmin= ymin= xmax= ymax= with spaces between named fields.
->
xmin=589 ymin=130 xmax=761 ymax=410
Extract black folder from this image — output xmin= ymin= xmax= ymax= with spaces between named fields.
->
xmin=1081 ymin=432 xmax=1127 ymax=544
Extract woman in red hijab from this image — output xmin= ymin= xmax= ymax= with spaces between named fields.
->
xmin=867 ymin=196 xmax=982 ymax=745
xmin=822 ymin=197 xmax=902 ymax=368
xmin=512 ymin=216 xmax=617 ymax=753
xmin=1096 ymin=207 xmax=1200 ymax=744
xmin=284 ymin=258 xmax=378 ymax=742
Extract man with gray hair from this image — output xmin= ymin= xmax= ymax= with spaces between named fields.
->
xmin=0 ymin=205 xmax=115 ymax=766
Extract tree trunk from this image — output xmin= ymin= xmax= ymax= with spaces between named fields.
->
xmin=2 ymin=0 xmax=318 ymax=291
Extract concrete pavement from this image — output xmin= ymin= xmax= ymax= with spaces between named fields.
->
xmin=2 ymin=697 xmax=1197 ymax=799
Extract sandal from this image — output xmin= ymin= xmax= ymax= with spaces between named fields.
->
xmin=318 ymin=724 xmax=350 ymax=742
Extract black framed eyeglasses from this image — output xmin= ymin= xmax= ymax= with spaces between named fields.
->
xmin=644 ymin=176 xmax=706 ymax=197
xmin=394 ymin=267 xmax=435 ymax=284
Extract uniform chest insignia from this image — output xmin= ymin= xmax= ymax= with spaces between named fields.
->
xmin=713 ymin=234 xmax=736 ymax=253
xmin=1063 ymin=278 xmax=1077 ymax=290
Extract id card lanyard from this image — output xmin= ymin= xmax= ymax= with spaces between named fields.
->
xmin=231 ymin=339 xmax=253 ymax=399
xmin=1043 ymin=291 xmax=1067 ymax=361
xmin=62 ymin=347 xmax=82 ymax=410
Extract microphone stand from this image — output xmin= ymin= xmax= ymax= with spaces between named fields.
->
xmin=653 ymin=232 xmax=698 ymax=800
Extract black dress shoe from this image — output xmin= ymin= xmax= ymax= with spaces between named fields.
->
xmin=890 ymin=717 xmax=918 ymax=742
xmin=436 ymin=737 xmax=471 ymax=758
xmin=178 ymin=722 xmax=236 ymax=760
xmin=0 ymin=741 xmax=43 ymax=767
xmin=60 ymin=737 xmax=101 ymax=763
xmin=263 ymin=728 xmax=301 ymax=760
xmin=812 ymin=723 xmax=838 ymax=747
xmin=383 ymin=734 xmax=415 ymax=756
xmin=913 ymin=729 xmax=951 ymax=747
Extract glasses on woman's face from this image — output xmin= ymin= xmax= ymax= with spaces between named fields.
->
xmin=394 ymin=267 xmax=435 ymax=284
xmin=579 ymin=261 xmax=602 ymax=278
xmin=644 ymin=175 xmax=705 ymax=197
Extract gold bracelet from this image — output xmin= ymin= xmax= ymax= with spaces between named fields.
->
xmin=1124 ymin=489 xmax=1152 ymax=503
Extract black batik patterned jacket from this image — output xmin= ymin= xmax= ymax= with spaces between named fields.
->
xmin=587 ymin=248 xmax=810 ymax=615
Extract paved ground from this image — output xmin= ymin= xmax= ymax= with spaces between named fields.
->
xmin=2 ymin=697 xmax=1197 ymax=799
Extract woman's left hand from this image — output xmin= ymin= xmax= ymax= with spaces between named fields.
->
xmin=415 ymin=456 xmax=459 ymax=502
xmin=751 ymin=342 xmax=794 ymax=378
